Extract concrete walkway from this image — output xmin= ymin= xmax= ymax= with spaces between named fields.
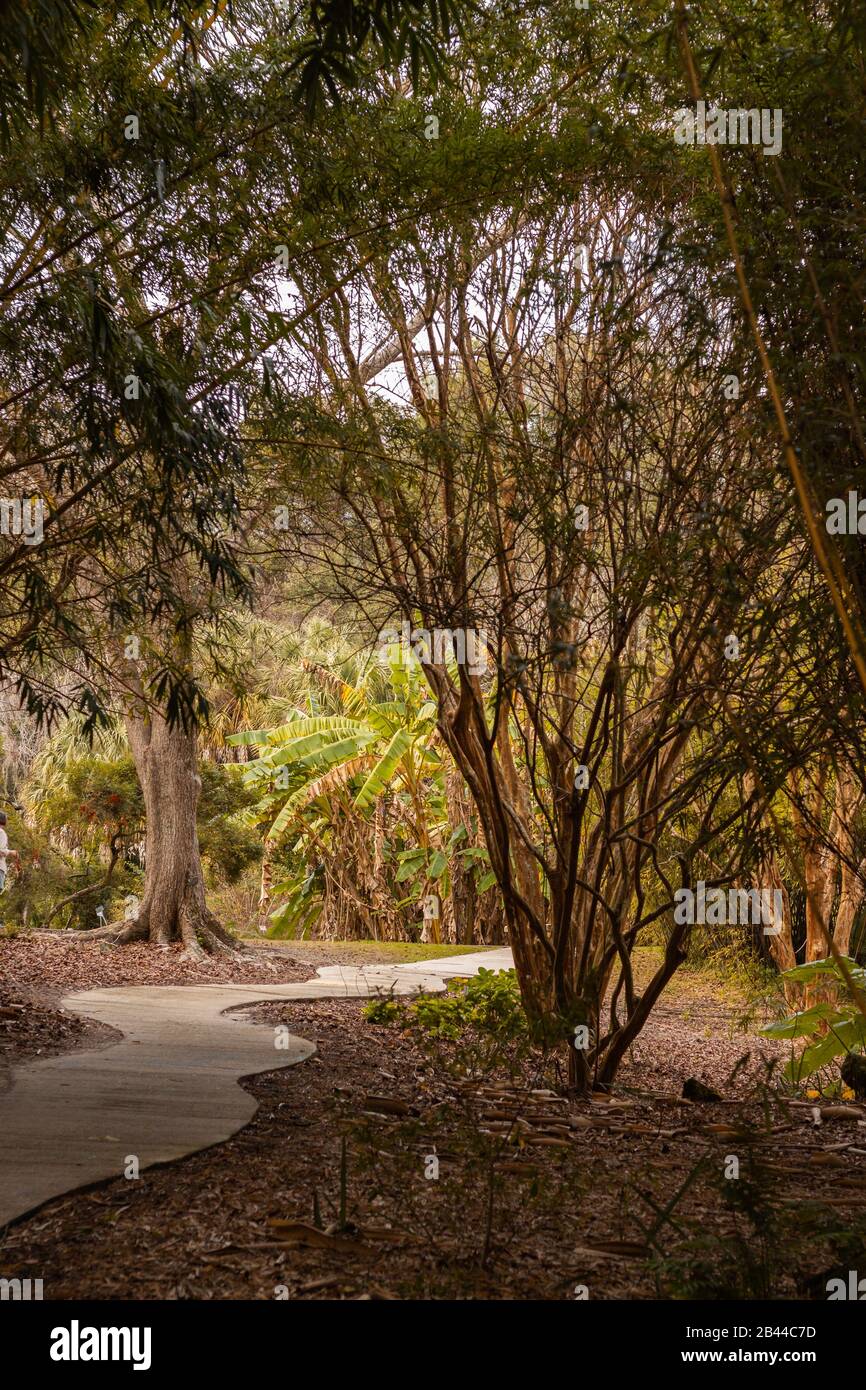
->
xmin=0 ymin=948 xmax=512 ymax=1228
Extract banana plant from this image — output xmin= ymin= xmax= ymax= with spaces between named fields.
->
xmin=228 ymin=650 xmax=499 ymax=938
xmin=228 ymin=655 xmax=439 ymax=838
xmin=226 ymin=656 xmax=445 ymax=929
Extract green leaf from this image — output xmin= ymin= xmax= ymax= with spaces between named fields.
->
xmin=395 ymin=846 xmax=426 ymax=871
xmin=282 ymin=731 xmax=378 ymax=768
xmin=429 ymin=849 xmax=446 ymax=879
xmin=268 ymin=754 xmax=373 ymax=839
xmin=785 ymin=1017 xmax=866 ymax=1083
xmin=353 ymin=728 xmax=413 ymax=811
xmin=760 ymin=1004 xmax=847 ymax=1040
xmin=780 ymin=957 xmax=861 ymax=984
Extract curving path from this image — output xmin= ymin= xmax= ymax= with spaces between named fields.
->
xmin=0 ymin=949 xmax=511 ymax=1229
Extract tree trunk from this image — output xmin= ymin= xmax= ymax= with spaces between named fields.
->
xmin=830 ymin=762 xmax=864 ymax=957
xmin=792 ymin=760 xmax=863 ymax=1005
xmin=87 ymin=709 xmax=238 ymax=957
xmin=835 ymin=853 xmax=866 ymax=957
xmin=445 ymin=766 xmax=477 ymax=945
xmin=258 ymin=843 xmax=274 ymax=927
xmin=792 ymin=761 xmax=835 ymax=965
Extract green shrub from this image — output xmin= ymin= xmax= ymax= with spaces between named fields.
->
xmin=362 ymin=996 xmax=405 ymax=1026
xmin=363 ymin=968 xmax=527 ymax=1042
xmin=5 ymin=749 xmax=263 ymax=930
xmin=413 ymin=968 xmax=526 ymax=1040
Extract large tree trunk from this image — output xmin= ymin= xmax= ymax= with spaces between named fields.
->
xmin=88 ymin=709 xmax=238 ymax=958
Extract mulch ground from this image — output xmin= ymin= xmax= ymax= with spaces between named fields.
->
xmin=0 ymin=933 xmax=317 ymax=999
xmin=0 ymin=989 xmax=118 ymax=1078
xmin=0 ymin=932 xmax=317 ymax=1084
xmin=2 ymin=949 xmax=865 ymax=1300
